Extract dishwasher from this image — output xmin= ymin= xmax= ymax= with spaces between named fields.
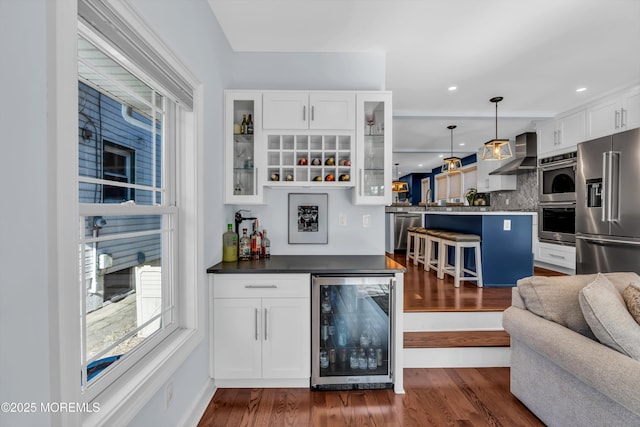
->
xmin=393 ymin=213 xmax=422 ymax=252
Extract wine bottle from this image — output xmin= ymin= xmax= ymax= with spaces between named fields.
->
xmin=251 ymin=220 xmax=261 ymax=260
xmin=247 ymin=114 xmax=253 ymax=135
xmin=241 ymin=114 xmax=248 ymax=134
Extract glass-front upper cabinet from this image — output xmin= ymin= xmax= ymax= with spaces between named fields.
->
xmin=224 ymin=91 xmax=264 ymax=204
xmin=353 ymin=92 xmax=392 ymax=205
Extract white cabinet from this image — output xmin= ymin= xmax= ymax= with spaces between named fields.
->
xmin=536 ymin=241 xmax=576 ymax=270
xmin=263 ymin=92 xmax=355 ymax=130
xmin=537 ymin=110 xmax=585 ymax=157
xmin=224 ymin=91 xmax=264 ymax=204
xmin=476 ymin=144 xmax=516 ymax=192
xmin=212 ymin=274 xmax=310 ymax=387
xmin=353 ymin=92 xmax=393 ymax=205
xmin=586 ymin=87 xmax=640 ymax=139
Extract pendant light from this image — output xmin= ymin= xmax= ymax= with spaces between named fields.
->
xmin=482 ymin=96 xmax=513 ymax=161
xmin=442 ymin=125 xmax=462 ymax=174
xmin=391 ymin=163 xmax=409 ymax=193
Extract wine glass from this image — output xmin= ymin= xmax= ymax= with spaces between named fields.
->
xmin=365 ymin=112 xmax=375 ymax=135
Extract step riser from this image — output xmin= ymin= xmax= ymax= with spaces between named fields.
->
xmin=404 ymin=347 xmax=511 ymax=368
xmin=404 ymin=311 xmax=504 ymax=332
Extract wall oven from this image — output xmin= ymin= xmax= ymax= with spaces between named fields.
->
xmin=538 ymin=151 xmax=577 ymax=203
xmin=539 ymin=202 xmax=576 ymax=245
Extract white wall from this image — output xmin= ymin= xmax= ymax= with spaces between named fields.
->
xmin=0 ymin=1 xmax=53 ymax=426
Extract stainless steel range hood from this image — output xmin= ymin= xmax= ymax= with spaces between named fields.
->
xmin=489 ymin=132 xmax=537 ymax=175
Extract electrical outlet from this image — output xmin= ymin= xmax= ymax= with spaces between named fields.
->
xmin=506 ymin=198 xmax=510 ymax=205
xmin=165 ymin=380 xmax=174 ymax=409
xmin=339 ymin=213 xmax=347 ymax=226
xmin=503 ymin=219 xmax=511 ymax=231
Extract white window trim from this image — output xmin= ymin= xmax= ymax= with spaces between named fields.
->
xmin=49 ymin=1 xmax=204 ymax=426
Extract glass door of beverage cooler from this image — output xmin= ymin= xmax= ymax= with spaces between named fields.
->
xmin=311 ymin=275 xmax=393 ymax=389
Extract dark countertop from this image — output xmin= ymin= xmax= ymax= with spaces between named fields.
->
xmin=207 ymin=255 xmax=406 ymax=274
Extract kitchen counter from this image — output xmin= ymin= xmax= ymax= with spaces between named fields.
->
xmin=386 ymin=205 xmax=537 ymax=214
xmin=207 ymin=255 xmax=406 ymax=274
xmin=422 ymin=212 xmax=534 ymax=287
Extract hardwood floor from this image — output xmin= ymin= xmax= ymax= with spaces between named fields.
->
xmin=197 ymin=368 xmax=543 ymax=426
xmin=198 ymin=253 xmax=562 ymax=426
xmin=395 ymin=252 xmax=565 ymax=312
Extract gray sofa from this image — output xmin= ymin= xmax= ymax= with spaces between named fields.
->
xmin=503 ymin=272 xmax=640 ymax=427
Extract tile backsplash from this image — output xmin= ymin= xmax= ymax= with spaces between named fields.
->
xmin=489 ymin=170 xmax=539 ymax=211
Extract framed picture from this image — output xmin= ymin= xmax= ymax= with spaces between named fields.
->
xmin=288 ymin=193 xmax=328 ymax=244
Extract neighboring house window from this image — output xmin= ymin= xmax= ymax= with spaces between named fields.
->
xmin=103 ymin=142 xmax=134 ymax=203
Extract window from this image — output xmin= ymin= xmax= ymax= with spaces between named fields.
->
xmin=436 ymin=165 xmax=478 ymax=202
xmin=103 ymin=142 xmax=135 ymax=202
xmin=76 ymin=11 xmax=187 ymax=399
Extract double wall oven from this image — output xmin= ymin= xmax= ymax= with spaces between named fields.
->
xmin=538 ymin=152 xmax=577 ymax=245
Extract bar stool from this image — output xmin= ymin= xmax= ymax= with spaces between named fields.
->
xmin=425 ymin=229 xmax=444 ymax=275
xmin=439 ymin=232 xmax=483 ymax=288
xmin=413 ymin=228 xmax=430 ymax=268
xmin=405 ymin=227 xmax=419 ymax=264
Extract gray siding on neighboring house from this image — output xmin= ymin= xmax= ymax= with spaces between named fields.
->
xmin=79 ymin=82 xmax=162 ymax=304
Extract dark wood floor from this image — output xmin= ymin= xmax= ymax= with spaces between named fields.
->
xmin=198 ymin=252 xmax=563 ymax=426
xmin=198 ymin=368 xmax=543 ymax=427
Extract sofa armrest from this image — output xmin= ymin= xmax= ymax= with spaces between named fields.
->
xmin=503 ymin=306 xmax=640 ymax=415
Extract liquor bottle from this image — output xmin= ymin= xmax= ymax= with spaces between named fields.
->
xmin=241 ymin=114 xmax=248 ymax=134
xmin=247 ymin=114 xmax=253 ymax=135
xmin=251 ymin=220 xmax=261 ymax=260
xmin=222 ymin=224 xmax=238 ymax=262
xmin=239 ymin=228 xmax=251 ymax=261
xmin=261 ymin=229 xmax=270 ymax=258
xmin=321 ymin=315 xmax=329 ymax=342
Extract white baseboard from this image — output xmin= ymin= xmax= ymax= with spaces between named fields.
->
xmin=179 ymin=378 xmax=216 ymax=427
xmin=404 ymin=347 xmax=511 ymax=368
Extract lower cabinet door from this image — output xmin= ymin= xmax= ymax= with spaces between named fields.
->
xmin=261 ymin=298 xmax=310 ymax=379
xmin=213 ymin=298 xmax=262 ymax=379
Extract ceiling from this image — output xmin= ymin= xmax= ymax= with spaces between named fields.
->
xmin=207 ymin=0 xmax=640 ymax=175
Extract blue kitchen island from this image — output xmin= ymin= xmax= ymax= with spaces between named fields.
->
xmin=423 ymin=210 xmax=535 ymax=287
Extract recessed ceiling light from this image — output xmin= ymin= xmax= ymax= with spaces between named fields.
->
xmin=448 ymin=86 xmax=457 ymax=91
xmin=576 ymin=87 xmax=587 ymax=92
xmin=438 ymin=154 xmax=444 ymax=158
xmin=418 ymin=163 xmax=423 ymax=167
xmin=459 ymin=143 xmax=465 ymax=146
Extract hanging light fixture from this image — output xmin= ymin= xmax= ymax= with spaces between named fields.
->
xmin=442 ymin=125 xmax=462 ymax=174
xmin=482 ymin=96 xmax=513 ymax=161
xmin=391 ymin=163 xmax=409 ymax=193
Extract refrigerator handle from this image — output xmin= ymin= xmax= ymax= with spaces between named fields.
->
xmin=610 ymin=151 xmax=620 ymax=222
xmin=602 ymin=152 xmax=609 ymax=223
xmin=389 ymin=278 xmax=395 ymax=380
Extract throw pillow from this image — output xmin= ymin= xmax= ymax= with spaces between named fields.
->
xmin=623 ymin=283 xmax=640 ymax=326
xmin=579 ymin=274 xmax=640 ymax=360
xmin=517 ymin=274 xmax=597 ymax=338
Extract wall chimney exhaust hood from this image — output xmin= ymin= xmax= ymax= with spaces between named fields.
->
xmin=489 ymin=132 xmax=537 ymax=175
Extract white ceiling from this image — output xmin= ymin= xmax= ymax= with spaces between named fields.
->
xmin=208 ymin=0 xmax=640 ymax=175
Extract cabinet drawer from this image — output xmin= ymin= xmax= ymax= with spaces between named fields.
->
xmin=213 ymin=273 xmax=310 ymax=299
xmin=536 ymin=242 xmax=576 ymax=269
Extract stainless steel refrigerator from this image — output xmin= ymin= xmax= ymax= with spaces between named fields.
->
xmin=576 ymin=128 xmax=640 ymax=274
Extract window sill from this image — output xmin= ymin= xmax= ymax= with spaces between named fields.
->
xmin=83 ymin=326 xmax=204 ymax=427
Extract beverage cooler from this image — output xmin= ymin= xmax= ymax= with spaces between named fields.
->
xmin=311 ymin=275 xmax=394 ymax=390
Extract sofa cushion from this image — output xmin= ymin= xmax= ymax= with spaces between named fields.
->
xmin=517 ymin=274 xmax=597 ymax=338
xmin=579 ymin=274 xmax=640 ymax=360
xmin=623 ymin=283 xmax=640 ymax=326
